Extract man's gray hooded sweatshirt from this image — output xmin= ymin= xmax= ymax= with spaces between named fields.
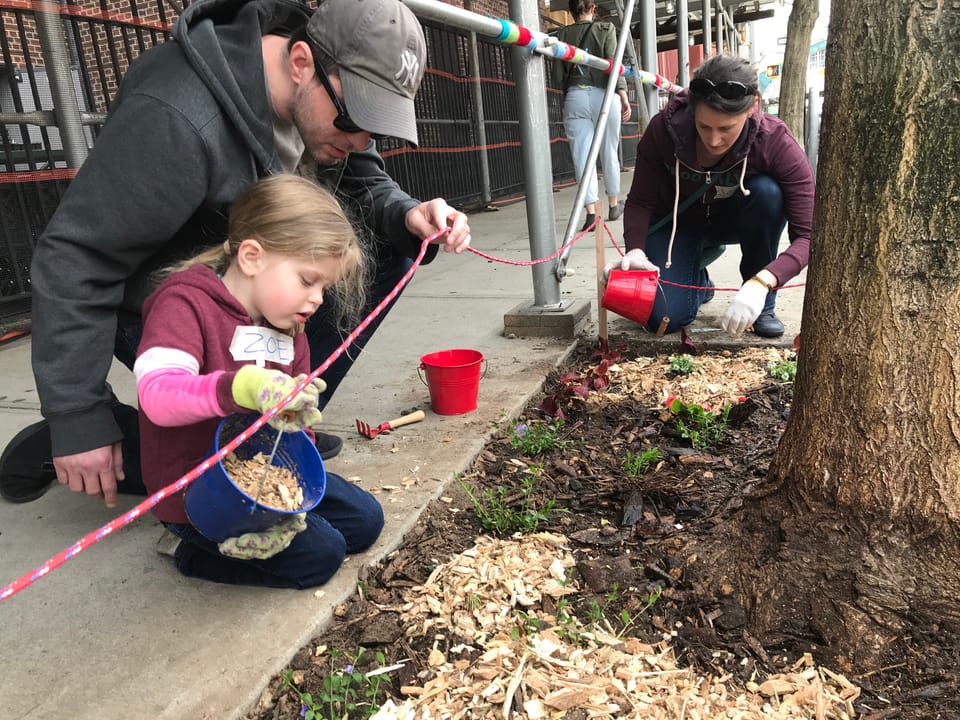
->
xmin=31 ymin=0 xmax=432 ymax=457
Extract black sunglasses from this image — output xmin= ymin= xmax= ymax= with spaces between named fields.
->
xmin=689 ymin=78 xmax=756 ymax=100
xmin=313 ymin=60 xmax=388 ymax=140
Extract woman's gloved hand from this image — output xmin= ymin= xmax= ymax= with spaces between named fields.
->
xmin=721 ymin=278 xmax=768 ymax=336
xmin=603 ymin=248 xmax=660 ymax=279
xmin=217 ymin=513 xmax=308 ymax=560
xmin=231 ymin=366 xmax=326 ymax=432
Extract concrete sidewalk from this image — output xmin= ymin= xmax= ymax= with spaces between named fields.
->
xmin=0 ymin=177 xmax=804 ymax=719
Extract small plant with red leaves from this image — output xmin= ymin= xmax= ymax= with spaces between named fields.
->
xmin=540 ymin=348 xmax=622 ymax=419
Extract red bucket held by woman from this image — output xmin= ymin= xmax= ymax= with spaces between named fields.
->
xmin=602 ymin=269 xmax=659 ymax=325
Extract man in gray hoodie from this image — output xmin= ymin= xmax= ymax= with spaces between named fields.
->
xmin=1 ymin=0 xmax=471 ymax=507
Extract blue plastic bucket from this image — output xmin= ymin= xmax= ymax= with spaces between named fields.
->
xmin=184 ymin=414 xmax=326 ymax=542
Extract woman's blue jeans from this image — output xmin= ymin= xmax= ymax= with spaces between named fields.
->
xmin=644 ymin=174 xmax=787 ymax=333
xmin=164 ymin=471 xmax=384 ymax=589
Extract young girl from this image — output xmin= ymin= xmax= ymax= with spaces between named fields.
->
xmin=133 ymin=174 xmax=382 ymax=589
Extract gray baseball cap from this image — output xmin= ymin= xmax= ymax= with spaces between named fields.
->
xmin=306 ymin=0 xmax=426 ymax=145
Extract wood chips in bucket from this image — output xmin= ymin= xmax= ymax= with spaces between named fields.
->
xmin=223 ymin=452 xmax=303 ymax=511
xmin=372 ymin=533 xmax=859 ymax=720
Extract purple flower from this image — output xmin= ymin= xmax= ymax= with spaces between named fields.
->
xmin=300 ymin=702 xmax=308 ymax=717
xmin=344 ymin=664 xmax=354 ymax=674
xmin=515 ymin=423 xmax=529 ymax=437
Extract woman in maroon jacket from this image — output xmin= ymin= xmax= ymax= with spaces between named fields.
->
xmin=610 ymin=54 xmax=814 ymax=338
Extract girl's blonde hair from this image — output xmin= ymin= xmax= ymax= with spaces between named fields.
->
xmin=170 ymin=174 xmax=367 ymax=331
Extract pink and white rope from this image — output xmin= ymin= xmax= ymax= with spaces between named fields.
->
xmin=1 ymin=221 xmax=808 ymax=600
xmin=603 ymin=224 xmax=806 ymax=292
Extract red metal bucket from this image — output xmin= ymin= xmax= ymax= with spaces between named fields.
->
xmin=418 ymin=348 xmax=486 ymax=415
xmin=602 ymin=269 xmax=659 ymax=325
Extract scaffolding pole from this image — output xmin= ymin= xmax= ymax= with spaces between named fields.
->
xmin=402 ymin=0 xmax=676 ymax=312
xmin=555 ymin=0 xmax=639 ymax=278
xmin=35 ymin=5 xmax=87 ymax=168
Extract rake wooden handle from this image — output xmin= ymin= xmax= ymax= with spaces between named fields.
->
xmin=386 ymin=410 xmax=425 ymax=429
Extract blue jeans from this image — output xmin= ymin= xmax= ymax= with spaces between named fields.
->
xmin=164 ymin=472 xmax=384 ymax=589
xmin=564 ymin=86 xmax=623 ymax=205
xmin=644 ymin=174 xmax=786 ymax=333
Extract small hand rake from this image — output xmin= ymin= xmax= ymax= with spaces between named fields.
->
xmin=355 ymin=410 xmax=425 ymax=439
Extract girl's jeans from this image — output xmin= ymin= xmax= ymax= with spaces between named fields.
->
xmin=163 ymin=472 xmax=384 ymax=589
xmin=643 ymin=174 xmax=787 ymax=333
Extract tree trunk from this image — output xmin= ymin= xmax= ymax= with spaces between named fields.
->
xmin=777 ymin=0 xmax=819 ymax=146
xmin=716 ymin=0 xmax=960 ymax=668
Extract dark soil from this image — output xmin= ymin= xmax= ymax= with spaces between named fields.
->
xmin=246 ymin=339 xmax=960 ymax=720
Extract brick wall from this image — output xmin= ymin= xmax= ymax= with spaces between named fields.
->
xmin=2 ymin=12 xmax=40 ymax=68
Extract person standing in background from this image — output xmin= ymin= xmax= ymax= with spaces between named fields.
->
xmin=554 ymin=0 xmax=632 ymax=232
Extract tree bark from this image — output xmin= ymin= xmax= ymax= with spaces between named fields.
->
xmin=777 ymin=0 xmax=819 ymax=146
xmin=714 ymin=0 xmax=960 ymax=668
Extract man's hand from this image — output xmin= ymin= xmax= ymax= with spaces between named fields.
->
xmin=54 ymin=443 xmax=124 ymax=508
xmin=618 ymin=90 xmax=631 ymax=122
xmin=603 ymin=248 xmax=660 ymax=279
xmin=405 ymin=199 xmax=472 ymax=253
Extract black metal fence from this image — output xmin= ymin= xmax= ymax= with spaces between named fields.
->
xmin=0 ymin=1 xmax=642 ymax=325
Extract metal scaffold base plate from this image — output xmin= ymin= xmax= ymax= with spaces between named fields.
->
xmin=503 ymin=298 xmax=591 ymax=339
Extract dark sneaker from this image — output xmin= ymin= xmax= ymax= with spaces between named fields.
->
xmin=752 ymin=310 xmax=785 ymax=338
xmin=0 ymin=420 xmax=56 ymax=503
xmin=579 ymin=213 xmax=597 ymax=233
xmin=607 ymin=201 xmax=624 ymax=222
xmin=702 ymin=271 xmax=715 ymax=304
xmin=0 ymin=403 xmax=146 ymax=503
xmin=314 ymin=431 xmax=343 ymax=460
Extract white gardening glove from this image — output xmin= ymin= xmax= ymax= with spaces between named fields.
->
xmin=603 ymin=248 xmax=660 ymax=279
xmin=720 ymin=279 xmax=769 ymax=336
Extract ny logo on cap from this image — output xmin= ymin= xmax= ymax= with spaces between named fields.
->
xmin=394 ymin=49 xmax=421 ymax=90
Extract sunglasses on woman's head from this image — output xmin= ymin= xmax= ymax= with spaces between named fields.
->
xmin=689 ymin=78 xmax=756 ymax=100
xmin=314 ymin=61 xmax=388 ymax=140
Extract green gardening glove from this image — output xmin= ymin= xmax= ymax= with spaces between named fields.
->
xmin=217 ymin=513 xmax=308 ymax=560
xmin=290 ymin=374 xmax=325 ymax=430
xmin=232 ymin=366 xmax=326 ymax=432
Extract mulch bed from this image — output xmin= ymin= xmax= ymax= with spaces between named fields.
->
xmin=245 ymin=340 xmax=960 ymax=720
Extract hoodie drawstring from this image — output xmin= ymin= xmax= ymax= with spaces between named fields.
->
xmin=664 ymin=156 xmax=750 ymax=270
xmin=738 ymin=156 xmax=751 ymax=197
xmin=665 ymin=157 xmax=681 ymax=269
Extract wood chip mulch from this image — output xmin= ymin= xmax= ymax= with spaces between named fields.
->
xmin=371 ymin=532 xmax=860 ymax=720
xmin=601 ymin=347 xmax=793 ymax=411
xmin=224 ymin=452 xmax=304 ymax=511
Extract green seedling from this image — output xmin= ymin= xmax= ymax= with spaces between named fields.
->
xmin=666 ymin=396 xmax=732 ymax=451
xmin=768 ymin=358 xmax=797 ymax=382
xmin=462 ymin=469 xmax=565 ymax=536
xmin=622 ymin=447 xmax=663 ymax=477
xmin=510 ymin=419 xmax=570 ymax=456
xmin=282 ymin=647 xmax=388 ymax=720
xmin=616 ymin=585 xmax=663 ymax=637
xmin=666 ymin=354 xmax=697 ymax=377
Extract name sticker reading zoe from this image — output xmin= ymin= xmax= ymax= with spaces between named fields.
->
xmin=229 ymin=326 xmax=294 ymax=367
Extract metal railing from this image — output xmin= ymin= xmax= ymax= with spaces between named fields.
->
xmin=0 ymin=0 xmax=642 ymax=324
